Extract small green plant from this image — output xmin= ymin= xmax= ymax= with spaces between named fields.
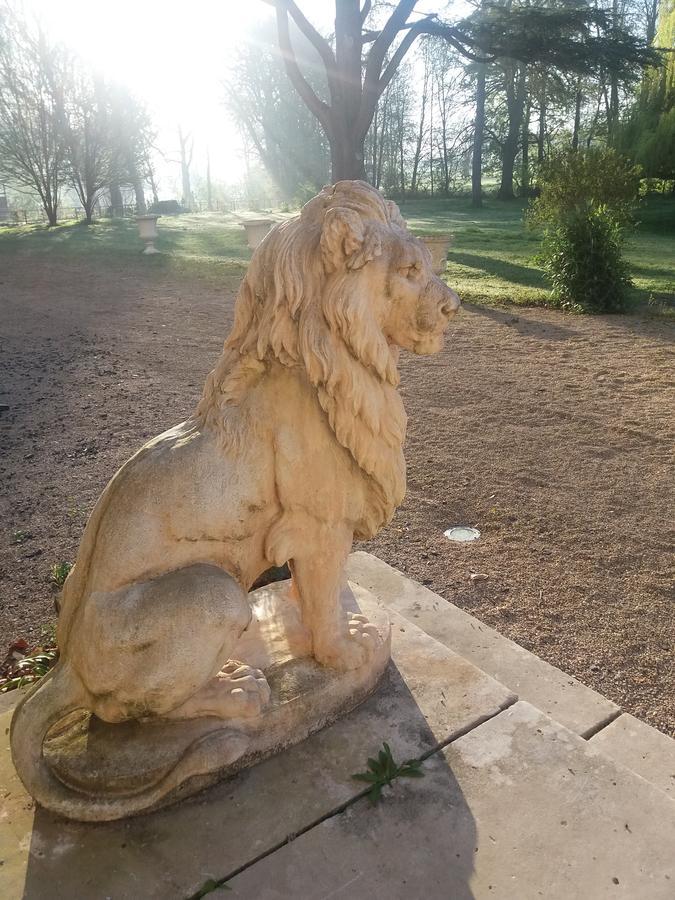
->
xmin=50 ymin=561 xmax=72 ymax=587
xmin=11 ymin=529 xmax=31 ymax=544
xmin=0 ymin=647 xmax=58 ymax=693
xmin=352 ymin=741 xmax=424 ymax=804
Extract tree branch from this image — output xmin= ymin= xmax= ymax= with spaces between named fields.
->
xmin=276 ymin=0 xmax=337 ymax=82
xmin=358 ymin=0 xmax=419 ymax=138
xmin=275 ymin=6 xmax=333 ymax=134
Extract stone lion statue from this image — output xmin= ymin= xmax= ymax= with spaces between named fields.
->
xmin=11 ymin=180 xmax=459 ymax=820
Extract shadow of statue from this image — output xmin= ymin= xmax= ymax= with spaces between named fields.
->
xmin=18 ymin=662 xmax=477 ymax=899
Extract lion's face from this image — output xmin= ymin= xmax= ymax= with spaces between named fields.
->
xmin=378 ymin=229 xmax=460 ymax=355
xmin=317 ymin=194 xmax=460 ymax=358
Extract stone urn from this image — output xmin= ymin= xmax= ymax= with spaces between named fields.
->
xmin=420 ymin=234 xmax=453 ymax=275
xmin=137 ymin=214 xmax=161 ymax=255
xmin=241 ymin=218 xmax=273 ymax=250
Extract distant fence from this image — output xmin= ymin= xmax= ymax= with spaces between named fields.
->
xmin=1 ymin=204 xmax=136 ymax=226
xmin=1 ymin=199 xmax=240 ymax=226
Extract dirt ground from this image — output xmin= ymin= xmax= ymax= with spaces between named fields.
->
xmin=1 ymin=255 xmax=673 ymax=735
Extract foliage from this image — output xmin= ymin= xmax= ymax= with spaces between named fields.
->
xmin=225 ymin=21 xmax=330 ymax=202
xmin=529 ymin=147 xmax=641 ymax=229
xmin=0 ymin=633 xmax=58 ymax=693
xmin=353 ymin=741 xmax=424 ymax=804
xmin=149 ymin=199 xmax=183 ymax=215
xmin=615 ymin=0 xmax=675 ymax=179
xmin=538 ymin=208 xmax=633 ymax=312
xmin=50 ymin=561 xmax=72 ymax=588
xmin=0 ymin=4 xmax=68 ymax=225
xmin=529 ymin=147 xmax=641 ymax=312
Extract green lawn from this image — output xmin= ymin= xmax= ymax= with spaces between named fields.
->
xmin=400 ymin=195 xmax=675 ymax=309
xmin=1 ymin=197 xmax=673 ymax=311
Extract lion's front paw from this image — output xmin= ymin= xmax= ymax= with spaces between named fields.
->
xmin=217 ymin=661 xmax=271 ymax=718
xmin=314 ymin=615 xmax=383 ymax=672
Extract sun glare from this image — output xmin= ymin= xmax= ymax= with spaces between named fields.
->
xmin=19 ymin=0 xmax=292 ymax=185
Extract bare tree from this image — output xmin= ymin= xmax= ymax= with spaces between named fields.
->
xmin=266 ymin=0 xmax=484 ymax=181
xmin=63 ymin=68 xmax=128 ymax=224
xmin=0 ymin=6 xmax=67 ymax=225
xmin=178 ymin=126 xmax=194 ymax=210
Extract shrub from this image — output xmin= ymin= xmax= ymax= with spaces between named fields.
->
xmin=540 ymin=208 xmax=632 ymax=313
xmin=148 ymin=199 xmax=183 ymax=216
xmin=529 ymin=148 xmax=640 ymax=312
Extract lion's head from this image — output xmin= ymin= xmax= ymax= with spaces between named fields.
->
xmin=197 ymin=180 xmax=460 ymax=535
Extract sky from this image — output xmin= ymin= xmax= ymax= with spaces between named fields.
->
xmin=20 ymin=1 xmax=461 ymax=194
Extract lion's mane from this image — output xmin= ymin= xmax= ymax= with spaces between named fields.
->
xmin=196 ymin=181 xmax=408 ymax=537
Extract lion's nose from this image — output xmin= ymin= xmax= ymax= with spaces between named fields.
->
xmin=440 ymin=288 xmax=461 ymax=316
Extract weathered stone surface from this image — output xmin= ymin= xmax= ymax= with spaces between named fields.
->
xmin=0 ymin=589 xmax=511 ymax=899
xmin=590 ymin=713 xmax=675 ymax=798
xmin=11 ymin=182 xmax=462 ymax=821
xmin=35 ymin=583 xmax=390 ymax=821
xmin=346 ymin=551 xmax=620 ymax=737
xmin=229 ymin=702 xmax=675 ymax=900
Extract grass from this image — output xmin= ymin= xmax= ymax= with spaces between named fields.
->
xmin=400 ymin=194 xmax=675 ymax=309
xmin=1 ymin=197 xmax=673 ymax=310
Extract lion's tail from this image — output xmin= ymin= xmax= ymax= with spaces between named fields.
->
xmin=10 ymin=663 xmax=249 ymax=822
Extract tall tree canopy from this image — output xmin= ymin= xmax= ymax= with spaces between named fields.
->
xmin=265 ymin=0 xmax=659 ymax=182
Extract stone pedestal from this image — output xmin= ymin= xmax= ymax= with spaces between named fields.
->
xmin=30 ymin=582 xmax=390 ymax=822
xmin=241 ymin=218 xmax=273 ymax=249
xmin=420 ymin=234 xmax=453 ymax=274
xmin=136 ymin=214 xmax=161 ymax=254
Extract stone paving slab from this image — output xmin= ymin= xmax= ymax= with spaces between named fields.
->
xmin=346 ymin=551 xmax=620 ymax=737
xmin=590 ymin=713 xmax=675 ymax=798
xmin=229 ymin=701 xmax=675 ymax=900
xmin=0 ymin=584 xmax=513 ymax=900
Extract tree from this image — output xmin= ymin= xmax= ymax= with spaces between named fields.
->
xmin=473 ymin=0 xmax=659 ymax=198
xmin=266 ymin=0 xmax=659 ymax=191
xmin=616 ymin=0 xmax=675 ymax=180
xmin=63 ymin=69 xmax=127 ymax=224
xmin=0 ymin=5 xmax=67 ymax=225
xmin=107 ymin=84 xmax=154 ymax=214
xmin=225 ymin=23 xmax=330 ymax=200
xmin=266 ymin=0 xmax=487 ymax=181
xmin=178 ymin=126 xmax=194 ymax=210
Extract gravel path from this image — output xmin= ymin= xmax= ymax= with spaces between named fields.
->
xmin=1 ymin=256 xmax=673 ymax=734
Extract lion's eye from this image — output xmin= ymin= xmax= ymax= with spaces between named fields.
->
xmin=399 ymin=264 xmax=419 ymax=278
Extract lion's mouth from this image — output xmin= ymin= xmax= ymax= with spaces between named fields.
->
xmin=412 ymin=331 xmax=445 ymax=355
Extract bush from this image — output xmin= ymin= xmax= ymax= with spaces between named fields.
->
xmin=529 ymin=148 xmax=640 ymax=312
xmin=540 ymin=208 xmax=632 ymax=313
xmin=148 ymin=199 xmax=183 ymax=216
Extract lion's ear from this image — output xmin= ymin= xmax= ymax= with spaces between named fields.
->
xmin=320 ymin=207 xmax=381 ymax=273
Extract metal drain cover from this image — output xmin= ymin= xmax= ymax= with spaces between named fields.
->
xmin=444 ymin=526 xmax=481 ymax=542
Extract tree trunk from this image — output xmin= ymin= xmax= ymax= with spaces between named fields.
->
xmin=472 ymin=64 xmax=486 ymax=208
xmin=109 ymin=182 xmax=123 ymax=217
xmin=499 ymin=143 xmax=518 ymax=200
xmin=498 ymin=65 xmax=526 ymax=200
xmin=331 ymin=0 xmax=366 ymax=182
xmin=330 ymin=135 xmax=367 ymax=181
xmin=520 ymin=97 xmax=530 ymax=197
xmin=132 ymin=176 xmax=146 ymax=214
xmin=537 ymin=75 xmax=547 ymax=163
xmin=572 ymin=84 xmax=582 ymax=150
